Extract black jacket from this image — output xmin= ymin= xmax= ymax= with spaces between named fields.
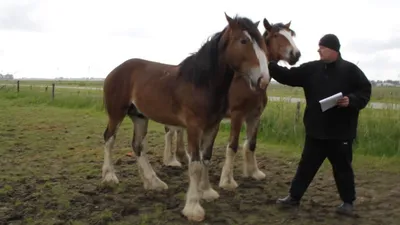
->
xmin=268 ymin=55 xmax=372 ymax=140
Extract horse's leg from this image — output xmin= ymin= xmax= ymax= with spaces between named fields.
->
xmin=219 ymin=113 xmax=243 ymax=190
xmin=181 ymin=126 xmax=205 ymax=221
xmin=130 ymin=116 xmax=168 ymax=190
xmin=199 ymin=124 xmax=220 ymax=201
xmin=243 ymin=115 xmax=266 ymax=180
xmin=102 ymin=115 xmax=124 ymax=184
xmin=175 ymin=128 xmax=188 ymax=163
xmin=163 ymin=126 xmax=182 ymax=167
xmin=163 ymin=126 xmax=173 ymax=165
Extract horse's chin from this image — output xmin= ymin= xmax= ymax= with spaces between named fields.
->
xmin=288 ymin=60 xmax=297 ymax=66
xmin=288 ymin=56 xmax=300 ymax=66
xmin=242 ymin=76 xmax=257 ymax=91
xmin=247 ymin=76 xmax=267 ymax=91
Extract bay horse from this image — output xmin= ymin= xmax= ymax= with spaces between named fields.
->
xmin=102 ymin=13 xmax=270 ymax=222
xmin=162 ymin=18 xmax=301 ymax=190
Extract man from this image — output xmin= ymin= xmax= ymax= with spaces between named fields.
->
xmin=267 ymin=34 xmax=372 ymax=216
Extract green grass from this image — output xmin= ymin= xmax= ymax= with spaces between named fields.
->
xmin=267 ymin=83 xmax=400 ymax=104
xmin=1 ymin=83 xmax=399 ymax=157
xmin=1 ymin=85 xmax=400 ymax=224
xmin=0 ymin=85 xmax=103 ymax=110
xmin=221 ymin=100 xmax=400 ymax=157
xmin=2 ymin=79 xmax=400 ymax=103
xmin=0 ymin=79 xmax=104 ymax=87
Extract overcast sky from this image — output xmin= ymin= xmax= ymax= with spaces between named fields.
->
xmin=0 ymin=0 xmax=399 ymax=81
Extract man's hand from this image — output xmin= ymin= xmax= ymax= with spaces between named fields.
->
xmin=337 ymin=96 xmax=349 ymax=107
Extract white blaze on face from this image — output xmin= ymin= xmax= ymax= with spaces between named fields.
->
xmin=279 ymin=29 xmax=300 ymax=58
xmin=243 ymin=31 xmax=270 ymax=84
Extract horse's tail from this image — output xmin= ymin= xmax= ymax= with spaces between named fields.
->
xmin=103 ymin=59 xmax=135 ymax=119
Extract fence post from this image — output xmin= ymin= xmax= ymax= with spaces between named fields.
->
xmin=295 ymin=101 xmax=301 ymax=122
xmin=17 ymin=80 xmax=20 ymax=92
xmin=52 ymin=83 xmax=55 ymax=100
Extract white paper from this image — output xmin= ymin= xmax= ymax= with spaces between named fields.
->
xmin=319 ymin=92 xmax=343 ymax=112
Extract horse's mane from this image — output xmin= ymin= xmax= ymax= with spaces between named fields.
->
xmin=263 ymin=22 xmax=296 ymax=39
xmin=177 ymin=30 xmax=225 ymax=87
xmin=177 ymin=15 xmax=262 ymax=88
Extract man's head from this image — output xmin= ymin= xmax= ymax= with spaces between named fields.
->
xmin=318 ymin=34 xmax=340 ymax=63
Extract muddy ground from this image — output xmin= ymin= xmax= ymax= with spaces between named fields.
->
xmin=1 ymin=106 xmax=400 ymax=225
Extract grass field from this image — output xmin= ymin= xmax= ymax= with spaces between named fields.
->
xmin=2 ymin=79 xmax=400 ymax=104
xmin=1 ymin=81 xmax=399 ymax=157
xmin=0 ymin=79 xmax=104 ymax=88
xmin=1 ymin=81 xmax=400 ymax=224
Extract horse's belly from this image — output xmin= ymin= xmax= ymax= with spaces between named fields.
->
xmin=132 ymin=97 xmax=184 ymax=127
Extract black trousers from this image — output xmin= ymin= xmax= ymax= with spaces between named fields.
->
xmin=289 ymin=135 xmax=356 ymax=204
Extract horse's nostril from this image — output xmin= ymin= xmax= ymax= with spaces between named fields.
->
xmin=296 ymin=51 xmax=301 ymax=58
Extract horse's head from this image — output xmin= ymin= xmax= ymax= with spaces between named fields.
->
xmin=222 ymin=13 xmax=270 ymax=89
xmin=263 ymin=18 xmax=301 ymax=65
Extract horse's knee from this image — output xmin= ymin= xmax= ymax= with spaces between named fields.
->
xmin=202 ymin=148 xmax=213 ymax=161
xmin=248 ymin=139 xmax=256 ymax=151
xmin=103 ymin=127 xmax=110 ymax=142
xmin=164 ymin=126 xmax=170 ymax=133
xmin=228 ymin=139 xmax=239 ymax=153
xmin=132 ymin=142 xmax=143 ymax=156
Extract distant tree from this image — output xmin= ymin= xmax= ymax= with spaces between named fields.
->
xmin=4 ymin=74 xmax=14 ymax=80
xmin=0 ymin=73 xmax=14 ymax=80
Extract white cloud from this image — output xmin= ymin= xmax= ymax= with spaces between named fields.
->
xmin=0 ymin=0 xmax=399 ymax=81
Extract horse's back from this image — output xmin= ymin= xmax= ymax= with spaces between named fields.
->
xmin=102 ymin=58 xmax=160 ymax=118
xmin=107 ymin=58 xmax=177 ymax=76
xmin=103 ymin=57 xmax=185 ymax=125
xmin=104 ymin=58 xmax=179 ymax=93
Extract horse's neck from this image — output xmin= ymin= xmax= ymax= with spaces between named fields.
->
xmin=265 ymin=41 xmax=280 ymax=62
xmin=267 ymin=50 xmax=278 ymax=62
xmin=214 ymin=58 xmax=234 ymax=93
xmin=205 ymin=59 xmax=234 ymax=119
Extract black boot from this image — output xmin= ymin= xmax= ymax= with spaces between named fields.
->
xmin=336 ymin=202 xmax=354 ymax=216
xmin=276 ymin=195 xmax=300 ymax=207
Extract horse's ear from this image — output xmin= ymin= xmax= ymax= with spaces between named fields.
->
xmin=263 ymin=18 xmax=272 ymax=31
xmin=225 ymin=12 xmax=238 ymax=29
xmin=254 ymin=20 xmax=260 ymax=28
xmin=285 ymin=21 xmax=292 ymax=28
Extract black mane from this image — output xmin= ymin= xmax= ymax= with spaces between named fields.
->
xmin=177 ymin=29 xmax=226 ymax=87
xmin=263 ymin=22 xmax=296 ymax=39
xmin=236 ymin=16 xmax=264 ymax=47
xmin=177 ymin=15 xmax=262 ymax=88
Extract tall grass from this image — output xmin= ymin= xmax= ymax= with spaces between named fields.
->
xmin=1 ymin=83 xmax=399 ymax=157
xmin=0 ymin=85 xmax=103 ymax=111
xmin=220 ymin=100 xmax=400 ymax=157
xmin=2 ymin=80 xmax=400 ymax=103
xmin=0 ymin=79 xmax=104 ymax=87
xmin=267 ymin=83 xmax=400 ymax=104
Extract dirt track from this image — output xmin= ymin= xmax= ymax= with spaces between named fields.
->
xmin=2 ymin=143 xmax=400 ymax=225
xmin=1 ymin=106 xmax=400 ymax=225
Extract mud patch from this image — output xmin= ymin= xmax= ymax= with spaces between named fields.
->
xmin=1 ymin=105 xmax=399 ymax=225
xmin=1 ymin=145 xmax=400 ymax=225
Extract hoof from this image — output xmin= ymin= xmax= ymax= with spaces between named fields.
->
xmin=102 ymin=171 xmax=119 ymax=184
xmin=202 ymin=188 xmax=220 ymax=202
xmin=164 ymin=159 xmax=182 ymax=167
xmin=182 ymin=202 xmax=205 ymax=222
xmin=219 ymin=178 xmax=238 ymax=190
xmin=251 ymin=170 xmax=266 ymax=180
xmin=144 ymin=176 xmax=168 ymax=191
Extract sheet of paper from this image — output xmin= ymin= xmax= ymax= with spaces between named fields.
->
xmin=319 ymin=92 xmax=343 ymax=112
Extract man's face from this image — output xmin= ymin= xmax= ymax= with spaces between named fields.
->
xmin=318 ymin=45 xmax=336 ymax=62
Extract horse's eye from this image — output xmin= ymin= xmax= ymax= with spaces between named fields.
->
xmin=240 ymin=39 xmax=247 ymax=44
